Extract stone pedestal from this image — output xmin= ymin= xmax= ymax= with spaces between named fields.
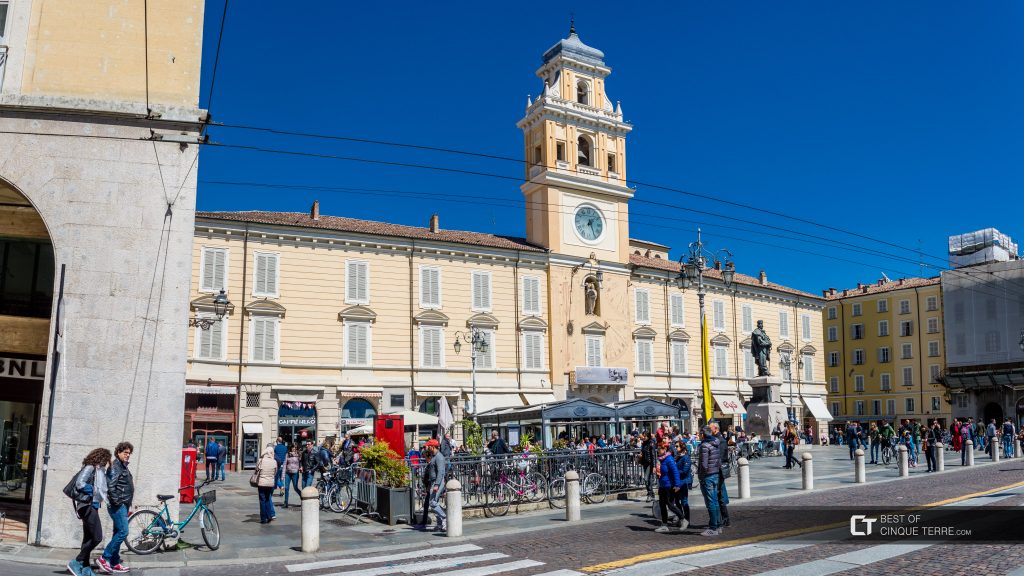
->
xmin=743 ymin=376 xmax=789 ymax=437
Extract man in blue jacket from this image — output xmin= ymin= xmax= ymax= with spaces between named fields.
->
xmin=273 ymin=437 xmax=287 ymax=494
xmin=204 ymin=438 xmax=220 ymax=481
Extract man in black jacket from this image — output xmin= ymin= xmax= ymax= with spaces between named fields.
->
xmin=301 ymin=441 xmax=319 ymax=488
xmin=710 ymin=422 xmax=732 ymax=528
xmin=640 ymin=432 xmax=657 ymax=500
xmin=98 ymin=442 xmax=134 ymax=574
xmin=487 ymin=431 xmax=509 ymax=455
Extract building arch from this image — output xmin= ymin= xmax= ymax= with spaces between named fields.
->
xmin=341 ymin=398 xmax=377 ymax=419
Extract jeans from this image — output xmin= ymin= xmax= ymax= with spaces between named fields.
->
xmin=205 ymin=459 xmax=217 ymax=480
xmin=102 ymin=504 xmax=129 ymax=566
xmin=870 ymin=441 xmax=880 ymax=463
xmin=275 ymin=459 xmax=285 ymax=487
xmin=718 ymin=471 xmax=730 ymax=522
xmin=700 ymin=474 xmax=721 ymax=530
xmin=76 ymin=504 xmax=103 ymax=564
xmin=1003 ymin=435 xmax=1013 ymax=458
xmin=218 ymin=460 xmax=226 ymax=481
xmin=429 ymin=490 xmax=447 ymax=527
xmin=925 ymin=446 xmax=936 ymax=471
xmin=284 ymin=471 xmax=302 ymax=506
xmin=657 ymin=486 xmax=685 ymax=525
xmin=258 ymin=487 xmax=274 ymax=523
xmin=848 ymin=441 xmax=857 ymax=460
xmin=643 ymin=465 xmax=655 ymax=496
xmin=302 ymin=471 xmax=315 ymax=488
xmin=785 ymin=445 xmax=800 ymax=468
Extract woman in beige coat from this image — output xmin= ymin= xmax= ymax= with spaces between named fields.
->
xmin=257 ymin=445 xmax=278 ymax=524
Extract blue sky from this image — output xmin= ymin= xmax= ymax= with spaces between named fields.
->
xmin=196 ymin=2 xmax=1024 ymax=294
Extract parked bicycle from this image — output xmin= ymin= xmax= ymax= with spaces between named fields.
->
xmin=485 ymin=457 xmax=547 ymax=516
xmin=317 ymin=465 xmax=354 ymax=513
xmin=125 ymin=480 xmax=220 ymax=554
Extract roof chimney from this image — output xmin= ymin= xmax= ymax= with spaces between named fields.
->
xmin=310 ymin=200 xmax=320 ymax=221
xmin=822 ymin=290 xmax=829 ymax=297
xmin=759 ymin=270 xmax=767 ymax=286
xmin=898 ymin=278 xmax=905 ymax=286
xmin=829 ymin=287 xmax=836 ymax=295
xmin=714 ymin=260 xmax=722 ymax=270
xmin=429 ymin=213 xmax=440 ymax=233
xmin=857 ymin=283 xmax=863 ymax=290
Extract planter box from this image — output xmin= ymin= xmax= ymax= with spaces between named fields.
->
xmin=376 ymin=485 xmax=413 ymax=526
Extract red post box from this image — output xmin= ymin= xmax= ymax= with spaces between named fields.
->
xmin=374 ymin=414 xmax=405 ymax=458
xmin=180 ymin=447 xmax=198 ymax=503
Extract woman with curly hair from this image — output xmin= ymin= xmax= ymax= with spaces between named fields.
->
xmin=68 ymin=448 xmax=111 ymax=576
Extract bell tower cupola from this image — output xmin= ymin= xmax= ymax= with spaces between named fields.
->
xmin=517 ymin=25 xmax=634 ymax=263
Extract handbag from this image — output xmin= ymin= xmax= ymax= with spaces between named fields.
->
xmin=249 ymin=462 xmax=262 ymax=488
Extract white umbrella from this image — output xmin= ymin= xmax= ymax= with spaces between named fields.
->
xmin=387 ymin=410 xmax=439 ymax=427
xmin=348 ymin=424 xmax=373 ymax=436
xmin=437 ymin=396 xmax=455 ymax=435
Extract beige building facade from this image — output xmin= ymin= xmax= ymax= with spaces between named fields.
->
xmin=1 ymin=0 xmax=204 ymax=546
xmin=823 ymin=277 xmax=952 ymax=428
xmin=186 ymin=29 xmax=830 ymax=457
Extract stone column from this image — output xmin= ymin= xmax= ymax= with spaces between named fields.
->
xmin=897 ymin=445 xmax=909 ymax=477
xmin=737 ymin=457 xmax=750 ymax=499
xmin=936 ymin=443 xmax=945 ymax=472
xmin=854 ymin=448 xmax=866 ymax=483
xmin=445 ymin=479 xmax=463 ymax=537
xmin=565 ymin=470 xmax=581 ymax=522
xmin=993 ymin=435 xmax=1001 ymax=462
xmin=801 ymin=452 xmax=813 ymax=490
xmin=301 ymin=486 xmax=320 ymax=552
xmin=966 ymin=440 xmax=975 ymax=466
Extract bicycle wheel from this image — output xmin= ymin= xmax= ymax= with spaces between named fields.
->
xmin=330 ymin=483 xmax=353 ymax=513
xmin=523 ymin=472 xmax=548 ymax=503
xmin=125 ymin=510 xmax=165 ymax=555
xmin=881 ymin=448 xmax=892 ymax=465
xmin=548 ymin=478 xmax=566 ymax=509
xmin=487 ymin=483 xmax=512 ymax=517
xmin=5 ymin=475 xmax=21 ymax=491
xmin=583 ymin=473 xmax=607 ymax=504
xmin=199 ymin=508 xmax=221 ymax=551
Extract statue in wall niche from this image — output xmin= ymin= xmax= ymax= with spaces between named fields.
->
xmin=751 ymin=319 xmax=772 ymax=376
xmin=584 ymin=278 xmax=599 ymax=316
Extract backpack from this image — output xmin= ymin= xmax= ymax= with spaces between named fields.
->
xmin=1003 ymin=423 xmax=1014 ymax=435
xmin=63 ymin=466 xmax=93 ymax=504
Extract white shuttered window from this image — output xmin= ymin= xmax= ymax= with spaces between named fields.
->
xmin=523 ymin=332 xmax=544 ymax=370
xmin=741 ymin=304 xmax=752 ymax=332
xmin=522 ymin=276 xmax=541 ymax=315
xmin=634 ymin=289 xmax=650 ymax=324
xmin=253 ymin=252 xmax=279 ymax=297
xmin=671 ymin=341 xmax=687 ymax=374
xmin=713 ymin=300 xmax=725 ymax=331
xmin=250 ymin=317 xmax=278 ymax=362
xmin=420 ymin=326 xmax=444 ymax=367
xmin=472 ymin=271 xmax=492 ymax=311
xmin=779 ymin=311 xmax=789 ymax=338
xmin=346 ymin=260 xmax=369 ymax=304
xmin=200 ymin=247 xmax=227 ymax=292
xmin=635 ymin=340 xmax=653 ymax=373
xmin=801 ymin=315 xmax=812 ymax=341
xmin=476 ymin=331 xmax=494 ymax=369
xmin=196 ymin=317 xmax=225 ymax=360
xmin=744 ymin=348 xmax=755 ymax=378
xmin=585 ymin=336 xmax=602 ymax=367
xmin=345 ymin=322 xmax=370 ymax=366
xmin=670 ymin=293 xmax=685 ymax=327
xmin=714 ymin=346 xmax=728 ymax=377
xmin=420 ymin=267 xmax=441 ymax=308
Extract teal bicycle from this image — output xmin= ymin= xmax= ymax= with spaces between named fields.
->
xmin=125 ymin=480 xmax=220 ymax=554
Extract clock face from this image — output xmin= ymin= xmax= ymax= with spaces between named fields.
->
xmin=574 ymin=205 xmax=604 ymax=242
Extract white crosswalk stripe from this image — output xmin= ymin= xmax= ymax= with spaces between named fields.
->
xmin=422 ymin=559 xmax=545 ymax=576
xmin=317 ymin=552 xmax=508 ymax=576
xmin=285 ymin=544 xmax=484 ymax=572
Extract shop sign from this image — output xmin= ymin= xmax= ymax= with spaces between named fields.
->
xmin=0 ymin=356 xmax=46 ymax=381
xmin=339 ymin=418 xmax=371 ymax=427
xmin=719 ymin=397 xmax=743 ymax=413
xmin=278 ymin=416 xmax=316 ymax=426
xmin=575 ymin=366 xmax=629 ymax=385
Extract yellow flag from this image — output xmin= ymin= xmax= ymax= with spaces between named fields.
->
xmin=701 ymin=314 xmax=713 ymax=424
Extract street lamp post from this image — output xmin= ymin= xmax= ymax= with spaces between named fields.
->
xmin=188 ymin=289 xmax=231 ymax=330
xmin=453 ymin=328 xmax=489 ymax=422
xmin=674 ymin=229 xmax=734 ymax=427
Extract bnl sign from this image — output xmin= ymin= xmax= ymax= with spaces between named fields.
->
xmin=0 ymin=357 xmax=46 ymax=380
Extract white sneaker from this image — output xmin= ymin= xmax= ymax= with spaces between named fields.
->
xmin=700 ymin=528 xmax=721 ymax=536
xmin=654 ymin=525 xmax=671 ymax=533
xmin=679 ymin=518 xmax=689 ymax=531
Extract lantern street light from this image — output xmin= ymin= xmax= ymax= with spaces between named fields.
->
xmin=453 ymin=328 xmax=489 ymax=422
xmin=674 ymin=229 xmax=734 ymax=426
xmin=189 ymin=289 xmax=231 ymax=330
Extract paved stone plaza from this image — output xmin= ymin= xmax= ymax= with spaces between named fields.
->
xmin=1 ymin=445 xmax=1021 ymax=575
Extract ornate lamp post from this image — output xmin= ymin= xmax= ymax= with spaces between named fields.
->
xmin=188 ymin=289 xmax=231 ymax=330
xmin=453 ymin=328 xmax=489 ymax=422
xmin=675 ymin=229 xmax=734 ymax=426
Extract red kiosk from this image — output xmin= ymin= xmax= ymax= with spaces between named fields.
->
xmin=374 ymin=414 xmax=405 ymax=457
xmin=179 ymin=447 xmax=198 ymax=503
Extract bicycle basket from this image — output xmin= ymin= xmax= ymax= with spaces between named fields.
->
xmin=200 ymin=490 xmax=216 ymax=504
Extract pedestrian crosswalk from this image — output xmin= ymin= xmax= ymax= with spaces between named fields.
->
xmin=283 ymin=543 xmax=584 ymax=576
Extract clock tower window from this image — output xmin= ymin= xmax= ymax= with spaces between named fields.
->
xmin=576 ymin=80 xmax=590 ymax=105
xmin=533 ymin=145 xmax=542 ymax=165
xmin=577 ymin=136 xmax=591 ymax=166
xmin=556 ymin=141 xmax=566 ymax=162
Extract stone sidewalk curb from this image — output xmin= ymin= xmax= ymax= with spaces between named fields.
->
xmin=0 ymin=455 xmax=1011 ymax=568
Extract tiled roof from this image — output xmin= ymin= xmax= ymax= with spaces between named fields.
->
xmin=196 ymin=211 xmax=545 ymax=253
xmin=628 ymin=254 xmax=822 ymax=300
xmin=823 ymin=276 xmax=941 ymax=300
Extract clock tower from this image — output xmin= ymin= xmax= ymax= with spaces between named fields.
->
xmin=517 ymin=26 xmax=634 ymax=264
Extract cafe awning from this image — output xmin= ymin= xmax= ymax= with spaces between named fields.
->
xmin=241 ymin=423 xmax=262 ymax=434
xmin=714 ymin=394 xmax=747 ymax=415
xmin=802 ymin=396 xmax=834 ymax=421
xmin=474 ymin=393 xmax=524 ymax=413
xmin=523 ymin=393 xmax=557 ymax=406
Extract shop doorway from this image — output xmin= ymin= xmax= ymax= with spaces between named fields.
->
xmin=278 ymin=401 xmax=316 ymax=448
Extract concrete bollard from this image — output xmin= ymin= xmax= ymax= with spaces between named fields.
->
xmin=300 ymin=486 xmax=320 ymax=552
xmin=565 ymin=470 xmax=581 ymax=522
xmin=993 ymin=435 xmax=1001 ymax=462
xmin=897 ymin=445 xmax=909 ymax=477
xmin=445 ymin=479 xmax=463 ymax=537
xmin=966 ymin=440 xmax=975 ymax=466
xmin=1016 ymin=438 xmax=1022 ymax=459
xmin=801 ymin=452 xmax=813 ymax=490
xmin=854 ymin=448 xmax=866 ymax=483
xmin=737 ymin=457 xmax=750 ymax=499
xmin=936 ymin=443 xmax=945 ymax=472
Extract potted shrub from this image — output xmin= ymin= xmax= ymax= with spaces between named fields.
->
xmin=359 ymin=441 xmax=413 ymax=525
